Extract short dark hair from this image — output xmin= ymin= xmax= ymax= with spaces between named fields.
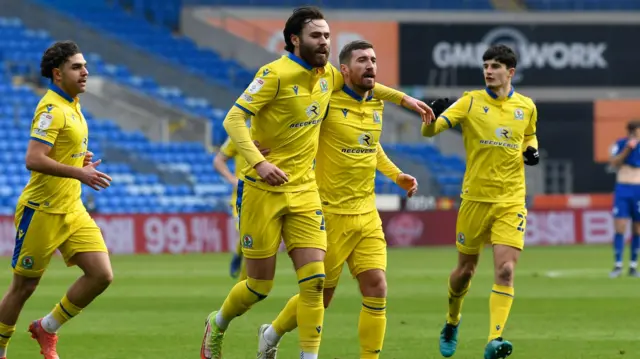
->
xmin=482 ymin=44 xmax=517 ymax=69
xmin=40 ymin=41 xmax=81 ymax=79
xmin=627 ymin=120 xmax=640 ymax=134
xmin=339 ymin=40 xmax=373 ymax=65
xmin=283 ymin=6 xmax=325 ymax=53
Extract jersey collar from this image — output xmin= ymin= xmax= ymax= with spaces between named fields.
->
xmin=342 ymin=85 xmax=373 ymax=102
xmin=48 ymin=83 xmax=75 ymax=103
xmin=485 ymin=86 xmax=515 ymax=101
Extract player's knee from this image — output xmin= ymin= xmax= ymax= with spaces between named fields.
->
xmin=496 ymin=261 xmax=515 ymax=284
xmin=297 ymin=261 xmax=326 ymax=301
xmin=89 ymin=268 xmax=114 ymax=291
xmin=358 ymin=270 xmax=387 ymax=298
xmin=246 ymin=277 xmax=274 ymax=301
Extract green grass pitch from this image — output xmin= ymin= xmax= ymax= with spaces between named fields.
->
xmin=1 ymin=245 xmax=638 ymax=358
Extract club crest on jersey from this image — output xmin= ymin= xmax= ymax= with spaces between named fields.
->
xmin=514 ymin=108 xmax=524 ymax=120
xmin=46 ymin=104 xmax=53 ymax=113
xmin=262 ymin=69 xmax=270 ymax=77
xmin=21 ymin=256 xmax=34 ymax=269
xmin=293 ymin=85 xmax=299 ymax=95
xmin=457 ymin=232 xmax=465 ymax=244
xmin=319 ymin=78 xmax=328 ymax=93
xmin=341 ymin=108 xmax=348 ymax=118
xmin=483 ymin=106 xmax=489 ymax=113
xmin=373 ymin=110 xmax=381 ymax=124
xmin=495 ymin=126 xmax=513 ymax=141
xmin=242 ymin=234 xmax=253 ymax=248
xmin=358 ymin=132 xmax=373 ymax=147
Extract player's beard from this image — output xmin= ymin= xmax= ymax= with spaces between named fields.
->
xmin=353 ymin=70 xmax=375 ymax=92
xmin=299 ymin=39 xmax=328 ymax=68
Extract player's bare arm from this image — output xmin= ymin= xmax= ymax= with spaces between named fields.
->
xmin=376 ymin=143 xmax=418 ymax=197
xmin=212 ymin=152 xmax=237 ymax=185
xmin=214 ymin=140 xmax=270 ymax=185
xmin=26 ymin=140 xmax=111 ymax=191
xmin=610 ymin=139 xmax=637 ymax=168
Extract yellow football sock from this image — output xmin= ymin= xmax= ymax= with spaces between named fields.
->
xmin=488 ymin=284 xmax=514 ymax=342
xmin=447 ymin=280 xmax=470 ymax=326
xmin=296 ymin=261 xmax=326 ymax=355
xmin=51 ymin=295 xmax=83 ymax=325
xmin=220 ymin=277 xmax=273 ymax=326
xmin=272 ymin=294 xmax=299 ymax=336
xmin=0 ymin=321 xmax=16 ymax=355
xmin=359 ymin=297 xmax=387 ymax=359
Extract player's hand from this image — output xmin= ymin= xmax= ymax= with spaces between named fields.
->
xmin=255 ymin=161 xmax=288 ymax=186
xmin=83 ymin=151 xmax=94 ymax=167
xmin=523 ymin=146 xmax=540 ymax=166
xmin=253 ymin=140 xmax=271 ymax=156
xmin=429 ymin=98 xmax=450 ymax=119
xmin=396 ymin=173 xmax=418 ymax=198
xmin=628 ymin=138 xmax=638 ymax=150
xmin=77 ymin=159 xmax=113 ymax=191
xmin=401 ymin=96 xmax=435 ymax=124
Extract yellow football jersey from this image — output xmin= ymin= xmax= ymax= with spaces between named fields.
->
xmin=234 ymin=53 xmax=335 ymax=192
xmin=422 ymin=87 xmax=538 ymax=203
xmin=230 ymin=53 xmax=406 ymax=193
xmin=316 ymin=86 xmax=402 ymax=214
xmin=219 ymin=136 xmax=247 ymax=206
xmin=20 ymin=84 xmax=89 ymax=213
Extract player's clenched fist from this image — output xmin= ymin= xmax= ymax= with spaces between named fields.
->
xmin=255 ymin=161 xmax=288 ymax=186
xmin=78 ymin=159 xmax=112 ymax=191
xmin=396 ymin=173 xmax=418 ymax=198
xmin=628 ymin=138 xmax=638 ymax=149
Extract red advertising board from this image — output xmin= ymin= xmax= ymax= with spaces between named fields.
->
xmin=0 ymin=213 xmax=237 ymax=256
xmin=381 ymin=209 xmax=618 ymax=248
xmin=0 ymin=209 xmax=618 ymax=256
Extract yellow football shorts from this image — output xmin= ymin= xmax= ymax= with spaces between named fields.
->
xmin=11 ymin=204 xmax=108 ymax=278
xmin=324 ymin=210 xmax=386 ymax=288
xmin=236 ymin=180 xmax=327 ymax=259
xmin=455 ymin=200 xmax=527 ymax=255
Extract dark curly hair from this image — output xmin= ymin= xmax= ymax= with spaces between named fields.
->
xmin=482 ymin=44 xmax=517 ymax=69
xmin=283 ymin=6 xmax=325 ymax=53
xmin=40 ymin=41 xmax=81 ymax=79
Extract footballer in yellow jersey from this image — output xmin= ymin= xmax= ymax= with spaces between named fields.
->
xmin=213 ymin=136 xmax=248 ymax=281
xmin=257 ymin=40 xmax=419 ymax=359
xmin=0 ymin=41 xmax=113 ymax=359
xmin=201 ymin=7 xmax=433 ymax=359
xmin=422 ymin=45 xmax=539 ymax=359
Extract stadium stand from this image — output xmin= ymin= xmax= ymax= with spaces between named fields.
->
xmin=31 ymin=0 xmax=256 ymax=90
xmin=0 ymin=13 xmax=455 ymax=214
xmin=114 ymin=0 xmax=494 ymax=32
xmin=523 ymin=0 xmax=640 ymax=10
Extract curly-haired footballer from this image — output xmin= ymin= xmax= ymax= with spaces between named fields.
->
xmin=0 ymin=40 xmax=113 ymax=359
